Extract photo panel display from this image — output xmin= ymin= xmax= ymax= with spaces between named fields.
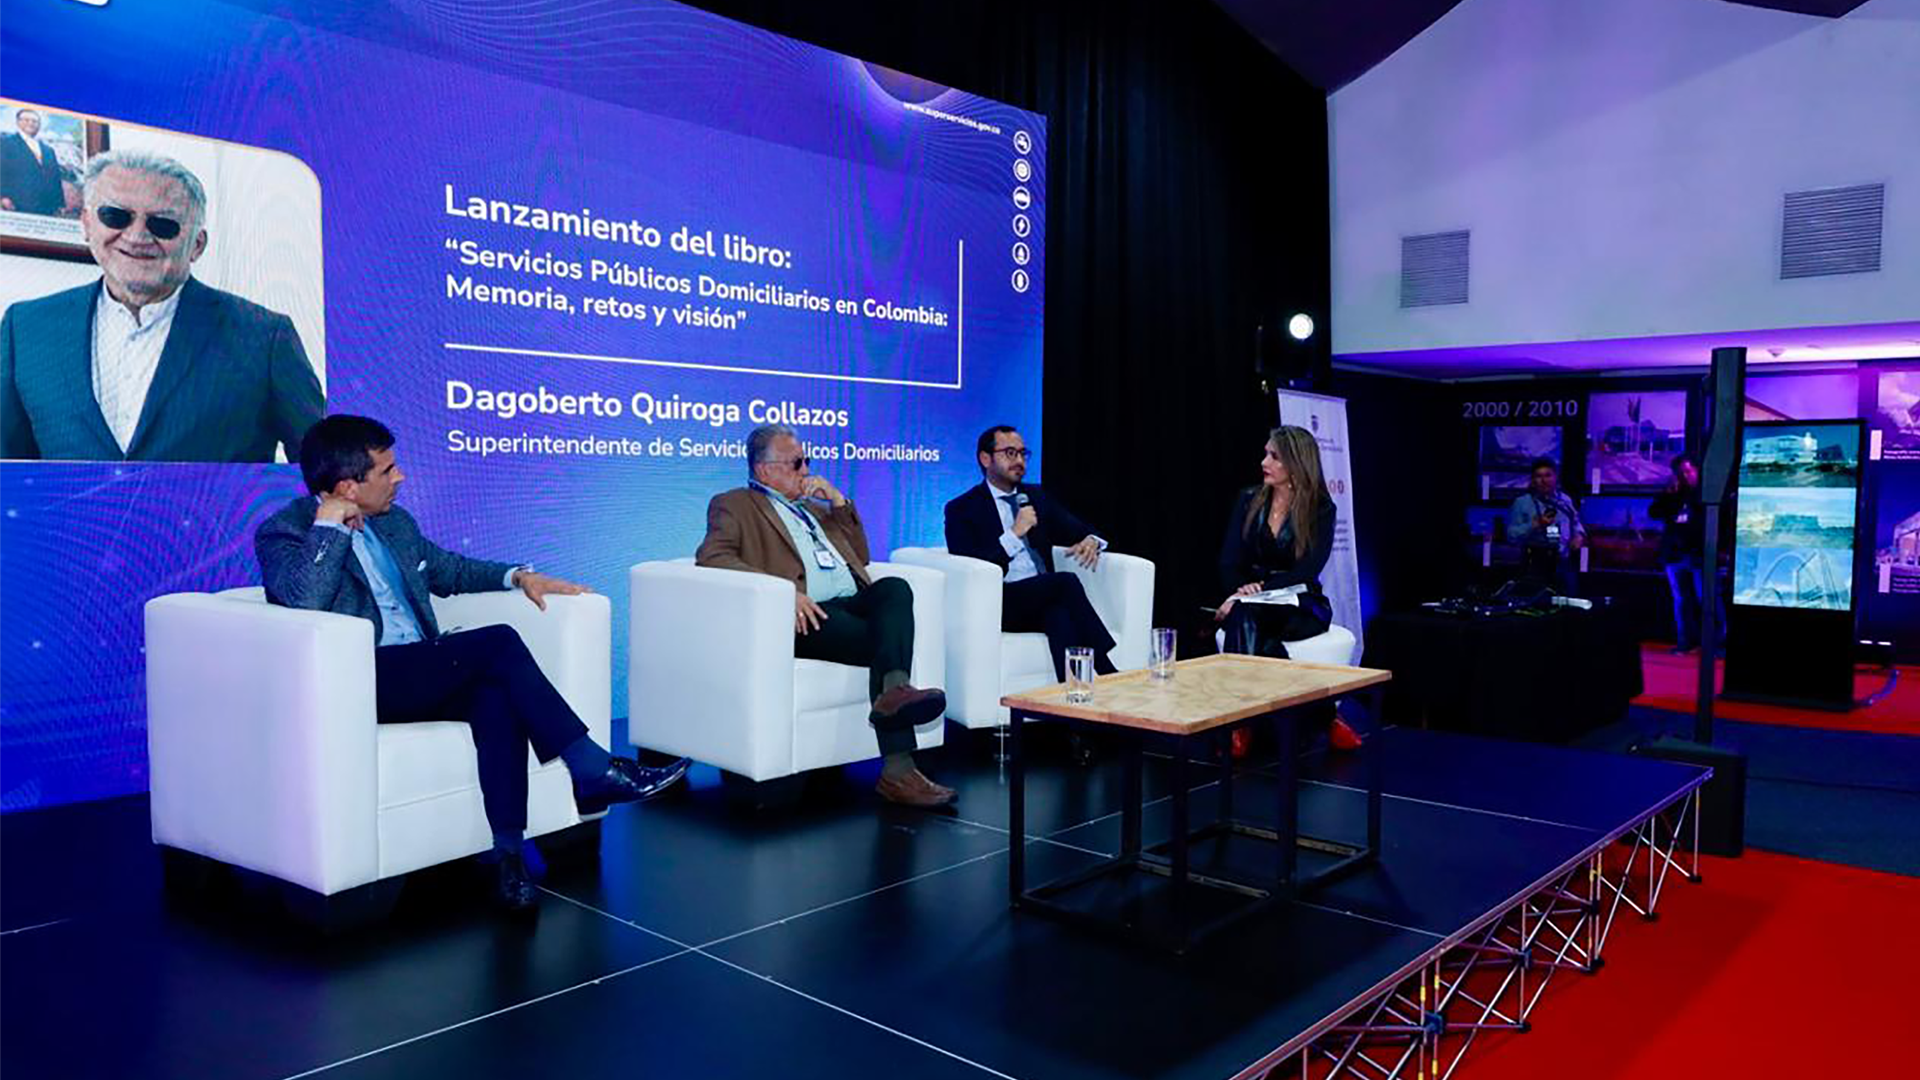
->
xmin=1745 ymin=371 xmax=1857 ymax=423
xmin=1582 ymin=495 xmax=1663 ymax=571
xmin=1870 ymin=368 xmax=1920 ymax=461
xmin=1732 ymin=422 xmax=1861 ymax=611
xmin=1587 ymin=390 xmax=1687 ymax=490
xmin=1477 ymin=425 xmax=1562 ymax=493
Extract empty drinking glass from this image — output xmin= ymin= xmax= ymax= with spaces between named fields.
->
xmin=1149 ymin=627 xmax=1177 ymax=681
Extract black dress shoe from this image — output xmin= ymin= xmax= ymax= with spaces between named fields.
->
xmin=489 ymin=851 xmax=538 ymax=914
xmin=573 ymin=755 xmax=690 ymax=815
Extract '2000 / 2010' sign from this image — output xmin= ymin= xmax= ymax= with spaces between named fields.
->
xmin=1461 ymin=398 xmax=1582 ymax=420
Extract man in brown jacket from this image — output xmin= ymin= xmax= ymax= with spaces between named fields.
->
xmin=696 ymin=424 xmax=954 ymax=807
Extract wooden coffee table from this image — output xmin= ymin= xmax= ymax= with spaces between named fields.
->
xmin=1002 ymin=652 xmax=1392 ymax=953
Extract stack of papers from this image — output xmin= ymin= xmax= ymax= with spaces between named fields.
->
xmin=1234 ymin=585 xmax=1307 ymax=606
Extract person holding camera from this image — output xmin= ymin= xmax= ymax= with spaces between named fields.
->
xmin=1507 ymin=458 xmax=1583 ymax=596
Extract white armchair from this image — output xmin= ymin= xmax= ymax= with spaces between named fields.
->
xmin=890 ymin=546 xmax=1154 ymax=729
xmin=1216 ymin=622 xmax=1358 ymax=666
xmin=628 ymin=560 xmax=945 ymax=782
xmin=145 ymin=588 xmax=611 ymax=898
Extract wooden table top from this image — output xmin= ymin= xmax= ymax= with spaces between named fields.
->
xmin=1000 ymin=653 xmax=1392 ymax=735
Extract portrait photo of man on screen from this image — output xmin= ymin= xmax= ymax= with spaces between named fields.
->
xmin=0 ymin=148 xmax=324 ymax=462
xmin=0 ymin=106 xmax=76 ymax=218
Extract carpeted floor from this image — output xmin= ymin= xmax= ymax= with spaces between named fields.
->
xmin=1635 ymin=644 xmax=1918 ymax=736
xmin=1462 ymin=848 xmax=1920 ymax=1079
xmin=1567 ymin=705 xmax=1920 ymax=877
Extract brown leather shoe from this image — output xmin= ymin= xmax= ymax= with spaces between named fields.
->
xmin=873 ymin=684 xmax=947 ymax=728
xmin=875 ymin=768 xmax=956 ymax=808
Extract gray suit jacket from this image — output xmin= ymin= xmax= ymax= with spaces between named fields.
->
xmin=0 ymin=277 xmax=324 ymax=462
xmin=254 ymin=496 xmax=519 ymax=643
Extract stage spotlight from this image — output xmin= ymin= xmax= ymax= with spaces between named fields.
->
xmin=1287 ymin=313 xmax=1315 ymax=341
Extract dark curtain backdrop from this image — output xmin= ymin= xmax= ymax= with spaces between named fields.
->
xmin=690 ymin=0 xmax=1332 ymax=623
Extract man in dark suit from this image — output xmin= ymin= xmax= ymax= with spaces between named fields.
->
xmin=697 ymin=423 xmax=953 ymax=807
xmin=256 ymin=416 xmax=687 ymax=913
xmin=945 ymin=425 xmax=1116 ymax=683
xmin=0 ymin=148 xmax=323 ymax=462
xmin=0 ymin=108 xmax=67 ymax=215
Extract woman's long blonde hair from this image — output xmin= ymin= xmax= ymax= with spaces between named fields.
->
xmin=1242 ymin=425 xmax=1328 ymax=559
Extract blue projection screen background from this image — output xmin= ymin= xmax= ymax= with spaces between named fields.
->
xmin=0 ymin=0 xmax=1045 ymax=810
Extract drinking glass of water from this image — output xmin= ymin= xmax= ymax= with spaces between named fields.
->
xmin=1065 ymin=647 xmax=1095 ymax=703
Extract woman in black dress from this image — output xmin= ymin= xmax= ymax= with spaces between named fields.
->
xmin=1215 ymin=425 xmax=1360 ymax=750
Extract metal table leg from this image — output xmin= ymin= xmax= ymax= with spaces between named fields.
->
xmin=1275 ymin=707 xmax=1298 ymax=894
xmin=1169 ymin=736 xmax=1190 ymax=941
xmin=1218 ymin=727 xmax=1235 ymax=826
xmin=1008 ymin=708 xmax=1026 ymax=907
xmin=1366 ymin=687 xmax=1384 ymax=856
xmin=1120 ymin=729 xmax=1143 ymax=857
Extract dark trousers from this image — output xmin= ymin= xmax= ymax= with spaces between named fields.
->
xmin=374 ymin=625 xmax=588 ymax=837
xmin=1004 ymin=572 xmax=1117 ymax=680
xmin=1221 ymin=599 xmax=1331 ymax=660
xmin=1664 ymin=558 xmax=1725 ymax=650
xmin=794 ymin=577 xmax=920 ymax=754
xmin=1521 ymin=544 xmax=1580 ymax=597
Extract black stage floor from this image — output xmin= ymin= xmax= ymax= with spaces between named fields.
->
xmin=0 ymin=727 xmax=1706 ymax=1080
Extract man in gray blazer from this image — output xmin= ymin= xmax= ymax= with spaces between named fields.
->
xmin=0 ymin=148 xmax=323 ymax=462
xmin=256 ymin=415 xmax=686 ymax=913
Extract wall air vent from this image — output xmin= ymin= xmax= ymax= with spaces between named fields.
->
xmin=1400 ymin=229 xmax=1469 ymax=308
xmin=1781 ymin=183 xmax=1883 ymax=279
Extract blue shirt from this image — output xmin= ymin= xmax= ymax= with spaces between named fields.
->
xmin=315 ymin=505 xmax=520 ymax=646
xmin=752 ymin=482 xmax=858 ymax=603
xmin=1508 ymin=491 xmax=1584 ymax=553
xmin=316 ymin=518 xmax=426 ymax=646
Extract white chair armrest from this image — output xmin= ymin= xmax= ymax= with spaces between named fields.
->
xmin=430 ymin=592 xmax=612 ymax=745
xmin=628 ymin=561 xmax=795 ymax=780
xmin=890 ymin=547 xmax=1000 ymax=724
xmin=866 ymin=561 xmax=945 ymax=690
xmin=145 ymin=593 xmax=380 ymax=895
xmin=1054 ymin=548 xmax=1155 ymax=671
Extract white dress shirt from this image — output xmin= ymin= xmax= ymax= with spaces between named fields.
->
xmin=91 ymin=282 xmax=184 ymax=453
xmin=985 ymin=478 xmax=1104 ymax=584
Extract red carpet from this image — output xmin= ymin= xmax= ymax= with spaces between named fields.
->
xmin=1464 ymin=850 xmax=1920 ymax=1079
xmin=1634 ymin=644 xmax=1920 ymax=736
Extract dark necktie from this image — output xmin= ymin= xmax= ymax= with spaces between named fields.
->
xmin=1001 ymin=493 xmax=1043 ymax=569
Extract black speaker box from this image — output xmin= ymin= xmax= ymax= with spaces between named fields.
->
xmin=1698 ymin=346 xmax=1746 ymax=504
xmin=1630 ymin=736 xmax=1746 ymax=857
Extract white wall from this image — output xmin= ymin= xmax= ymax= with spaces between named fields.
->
xmin=1330 ymin=0 xmax=1920 ymax=355
xmin=0 ymin=107 xmax=326 ymax=388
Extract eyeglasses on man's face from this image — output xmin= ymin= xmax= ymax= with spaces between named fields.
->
xmin=991 ymin=447 xmax=1030 ymax=460
xmin=764 ymin=455 xmax=810 ymax=470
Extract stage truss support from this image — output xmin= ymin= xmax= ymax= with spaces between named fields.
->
xmin=1249 ymin=790 xmax=1703 ymax=1080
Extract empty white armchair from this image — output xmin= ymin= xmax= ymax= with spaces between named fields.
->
xmin=145 ymin=588 xmax=611 ymax=897
xmin=890 ymin=546 xmax=1154 ymax=729
xmin=628 ymin=560 xmax=945 ymax=782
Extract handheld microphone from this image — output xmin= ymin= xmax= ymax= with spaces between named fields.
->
xmin=1014 ymin=492 xmax=1030 ymax=509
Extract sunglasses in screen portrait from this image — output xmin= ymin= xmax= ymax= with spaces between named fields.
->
xmin=94 ymin=205 xmax=185 ymax=240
